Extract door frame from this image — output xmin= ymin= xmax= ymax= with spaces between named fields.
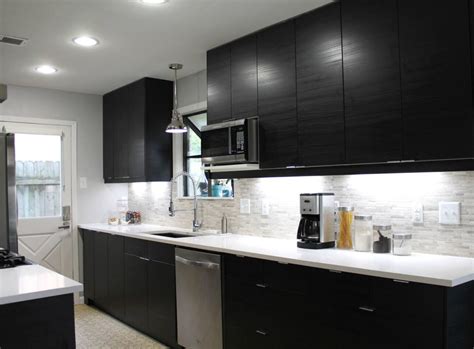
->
xmin=0 ymin=115 xmax=79 ymax=282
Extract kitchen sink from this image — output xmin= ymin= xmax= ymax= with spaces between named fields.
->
xmin=151 ymin=232 xmax=197 ymax=238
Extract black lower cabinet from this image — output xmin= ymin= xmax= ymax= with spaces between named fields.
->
xmin=223 ymin=254 xmax=473 ymax=349
xmin=82 ymin=231 xmax=180 ymax=348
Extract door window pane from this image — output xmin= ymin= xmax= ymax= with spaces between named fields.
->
xmin=15 ymin=134 xmax=62 ymax=218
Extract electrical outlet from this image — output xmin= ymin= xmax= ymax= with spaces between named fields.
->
xmin=439 ymin=202 xmax=461 ymax=225
xmin=240 ymin=199 xmax=251 ymax=214
xmin=261 ymin=199 xmax=270 ymax=216
xmin=412 ymin=203 xmax=423 ymax=224
xmin=79 ymin=177 xmax=88 ymax=189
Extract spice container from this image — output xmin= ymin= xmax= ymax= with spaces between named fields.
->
xmin=373 ymin=225 xmax=392 ymax=254
xmin=354 ymin=215 xmax=373 ymax=252
xmin=337 ymin=206 xmax=354 ymax=249
xmin=392 ymin=233 xmax=412 ymax=256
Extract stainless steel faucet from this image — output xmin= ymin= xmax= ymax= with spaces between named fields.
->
xmin=169 ymin=171 xmax=201 ymax=232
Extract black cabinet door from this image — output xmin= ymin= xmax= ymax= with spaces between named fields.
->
xmin=231 ymin=35 xmax=258 ymax=119
xmin=126 ymin=80 xmax=146 ymax=180
xmin=82 ymin=230 xmax=95 ymax=303
xmin=93 ymin=232 xmax=108 ymax=311
xmin=107 ymin=235 xmax=125 ymax=321
xmin=207 ymin=45 xmax=232 ymax=125
xmin=399 ymin=0 xmax=473 ymax=160
xmin=257 ymin=20 xmax=298 ymax=169
xmin=103 ymin=94 xmax=115 ymax=182
xmin=296 ymin=3 xmax=345 ymax=166
xmin=124 ymin=253 xmax=148 ymax=333
xmin=342 ymin=0 xmax=402 ymax=163
xmin=147 ymin=260 xmax=177 ymax=347
xmin=113 ymin=86 xmax=130 ymax=180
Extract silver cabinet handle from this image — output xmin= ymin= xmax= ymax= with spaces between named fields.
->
xmin=358 ymin=306 xmax=376 ymax=313
xmin=58 ymin=225 xmax=70 ymax=230
xmin=329 ymin=269 xmax=342 ymax=274
xmin=175 ymin=255 xmax=220 ymax=270
xmin=139 ymin=256 xmax=150 ymax=262
xmin=393 ymin=279 xmax=410 ymax=284
xmin=255 ymin=330 xmax=267 ymax=336
xmin=255 ymin=283 xmax=268 ymax=289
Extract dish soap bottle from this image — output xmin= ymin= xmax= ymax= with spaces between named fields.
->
xmin=221 ymin=213 xmax=228 ymax=234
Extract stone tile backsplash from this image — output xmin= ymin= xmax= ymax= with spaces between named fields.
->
xmin=129 ymin=171 xmax=474 ymax=257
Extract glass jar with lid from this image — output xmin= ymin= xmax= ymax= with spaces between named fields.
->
xmin=337 ymin=206 xmax=354 ymax=249
xmin=373 ymin=224 xmax=392 ymax=253
xmin=354 ymin=215 xmax=373 ymax=252
xmin=392 ymin=233 xmax=412 ymax=256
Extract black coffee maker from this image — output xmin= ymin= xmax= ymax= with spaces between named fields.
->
xmin=297 ymin=193 xmax=335 ymax=249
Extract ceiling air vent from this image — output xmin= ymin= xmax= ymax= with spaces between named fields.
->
xmin=0 ymin=35 xmax=28 ymax=46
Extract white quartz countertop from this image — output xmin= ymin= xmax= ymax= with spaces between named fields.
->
xmin=79 ymin=223 xmax=474 ymax=287
xmin=0 ymin=264 xmax=83 ymax=305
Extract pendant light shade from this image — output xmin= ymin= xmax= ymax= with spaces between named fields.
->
xmin=166 ymin=63 xmax=187 ymax=134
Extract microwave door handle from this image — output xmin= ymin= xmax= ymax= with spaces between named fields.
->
xmin=228 ymin=127 xmax=232 ymax=155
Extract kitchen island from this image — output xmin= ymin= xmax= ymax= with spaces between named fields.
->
xmin=0 ymin=264 xmax=83 ymax=349
xmin=80 ymin=223 xmax=474 ymax=349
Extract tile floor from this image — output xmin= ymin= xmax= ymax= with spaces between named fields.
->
xmin=75 ymin=304 xmax=168 ymax=349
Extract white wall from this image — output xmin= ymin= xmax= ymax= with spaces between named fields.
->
xmin=0 ymin=84 xmax=127 ymax=224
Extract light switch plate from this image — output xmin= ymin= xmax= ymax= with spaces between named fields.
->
xmin=261 ymin=199 xmax=270 ymax=216
xmin=240 ymin=199 xmax=251 ymax=214
xmin=412 ymin=203 xmax=424 ymax=224
xmin=439 ymin=202 xmax=461 ymax=225
xmin=79 ymin=177 xmax=88 ymax=189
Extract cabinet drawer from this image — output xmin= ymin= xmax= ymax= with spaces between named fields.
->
xmin=225 ymin=323 xmax=276 ymax=349
xmin=224 ymin=255 xmax=264 ymax=284
xmin=264 ymin=261 xmax=310 ymax=295
xmin=225 ymin=276 xmax=265 ymax=305
xmin=124 ymin=237 xmax=147 ymax=258
xmin=148 ymin=241 xmax=175 ymax=265
xmin=372 ymin=278 xmax=444 ymax=319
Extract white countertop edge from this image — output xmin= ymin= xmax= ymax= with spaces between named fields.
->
xmin=0 ymin=284 xmax=83 ymax=305
xmin=78 ymin=223 xmax=474 ymax=288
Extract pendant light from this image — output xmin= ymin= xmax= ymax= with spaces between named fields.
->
xmin=166 ymin=63 xmax=187 ymax=134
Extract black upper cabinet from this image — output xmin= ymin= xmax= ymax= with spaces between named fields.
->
xmin=231 ymin=35 xmax=258 ymax=119
xmin=257 ymin=20 xmax=298 ymax=169
xmin=399 ymin=0 xmax=473 ymax=161
xmin=207 ymin=45 xmax=232 ymax=125
xmin=342 ymin=0 xmax=402 ymax=164
xmin=296 ymin=3 xmax=345 ymax=166
xmin=103 ymin=78 xmax=173 ymax=183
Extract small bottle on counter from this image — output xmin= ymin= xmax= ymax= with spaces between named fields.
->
xmin=354 ymin=215 xmax=373 ymax=252
xmin=221 ymin=213 xmax=228 ymax=234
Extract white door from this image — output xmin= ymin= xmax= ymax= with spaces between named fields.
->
xmin=1 ymin=121 xmax=73 ymax=278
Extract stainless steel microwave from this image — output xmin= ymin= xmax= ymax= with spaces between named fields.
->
xmin=201 ymin=117 xmax=259 ymax=165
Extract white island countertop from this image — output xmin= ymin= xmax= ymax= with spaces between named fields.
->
xmin=0 ymin=264 xmax=83 ymax=305
xmin=79 ymin=223 xmax=474 ymax=287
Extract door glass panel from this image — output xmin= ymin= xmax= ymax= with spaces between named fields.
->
xmin=15 ymin=134 xmax=62 ymax=218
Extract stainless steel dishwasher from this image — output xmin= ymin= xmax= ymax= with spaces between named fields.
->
xmin=175 ymin=248 xmax=222 ymax=349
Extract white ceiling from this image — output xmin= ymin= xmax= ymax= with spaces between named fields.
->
xmin=0 ymin=0 xmax=331 ymax=95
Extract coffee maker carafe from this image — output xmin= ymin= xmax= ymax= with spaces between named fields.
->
xmin=297 ymin=193 xmax=335 ymax=249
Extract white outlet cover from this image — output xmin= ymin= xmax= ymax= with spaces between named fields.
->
xmin=240 ymin=199 xmax=251 ymax=214
xmin=412 ymin=203 xmax=423 ymax=224
xmin=261 ymin=199 xmax=270 ymax=216
xmin=79 ymin=177 xmax=88 ymax=189
xmin=439 ymin=202 xmax=461 ymax=225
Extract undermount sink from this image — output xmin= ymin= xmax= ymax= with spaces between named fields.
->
xmin=151 ymin=231 xmax=197 ymax=238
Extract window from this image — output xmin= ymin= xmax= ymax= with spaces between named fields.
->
xmin=183 ymin=112 xmax=233 ymax=198
xmin=15 ymin=134 xmax=62 ymax=218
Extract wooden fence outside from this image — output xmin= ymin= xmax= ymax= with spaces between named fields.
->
xmin=16 ymin=161 xmax=61 ymax=218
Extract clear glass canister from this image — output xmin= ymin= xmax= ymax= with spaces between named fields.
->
xmin=337 ymin=207 xmax=354 ymax=249
xmin=354 ymin=215 xmax=373 ymax=252
xmin=373 ymin=224 xmax=392 ymax=253
xmin=392 ymin=233 xmax=412 ymax=256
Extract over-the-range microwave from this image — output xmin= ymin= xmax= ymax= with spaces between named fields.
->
xmin=201 ymin=117 xmax=259 ymax=165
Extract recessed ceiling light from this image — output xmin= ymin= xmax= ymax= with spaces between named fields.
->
xmin=73 ymin=36 xmax=99 ymax=47
xmin=139 ymin=0 xmax=169 ymax=5
xmin=35 ymin=65 xmax=58 ymax=75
